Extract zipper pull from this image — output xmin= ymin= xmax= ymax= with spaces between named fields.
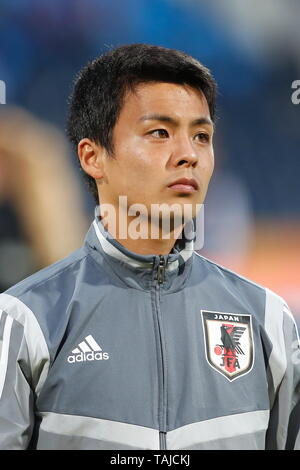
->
xmin=157 ymin=255 xmax=166 ymax=285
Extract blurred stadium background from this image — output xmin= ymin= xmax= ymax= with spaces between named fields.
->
xmin=0 ymin=0 xmax=299 ymax=329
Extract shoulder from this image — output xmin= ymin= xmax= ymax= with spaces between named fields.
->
xmin=0 ymin=246 xmax=88 ymax=341
xmin=0 ymin=246 xmax=90 ymax=367
xmin=193 ymin=251 xmax=267 ymax=294
xmin=3 ymin=246 xmax=88 ymax=299
xmin=193 ymin=251 xmax=299 ymax=335
xmin=192 ymin=251 xmax=294 ymax=322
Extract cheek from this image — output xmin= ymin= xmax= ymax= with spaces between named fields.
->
xmin=125 ymin=149 xmax=160 ymax=183
xmin=208 ymin=152 xmax=215 ymax=177
xmin=198 ymin=149 xmax=214 ymax=175
xmin=120 ymin=137 xmax=153 ymax=168
xmin=115 ymin=152 xmax=157 ymax=200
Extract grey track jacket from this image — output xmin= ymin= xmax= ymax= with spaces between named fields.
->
xmin=0 ymin=211 xmax=299 ymax=450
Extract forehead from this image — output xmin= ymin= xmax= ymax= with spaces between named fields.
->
xmin=120 ymin=82 xmax=210 ymax=121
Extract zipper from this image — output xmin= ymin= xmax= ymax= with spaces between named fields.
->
xmin=159 ymin=431 xmax=167 ymax=450
xmin=157 ymin=255 xmax=166 ymax=285
xmin=155 ymin=255 xmax=167 ymax=450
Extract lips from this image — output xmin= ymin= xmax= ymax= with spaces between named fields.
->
xmin=167 ymin=177 xmax=199 ymax=193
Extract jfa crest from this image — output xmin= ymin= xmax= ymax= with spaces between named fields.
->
xmin=201 ymin=310 xmax=254 ymax=381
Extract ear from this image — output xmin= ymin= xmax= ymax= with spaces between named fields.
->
xmin=77 ymin=138 xmax=106 ymax=180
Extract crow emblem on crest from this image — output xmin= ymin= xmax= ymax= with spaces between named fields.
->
xmin=220 ymin=324 xmax=246 ymax=355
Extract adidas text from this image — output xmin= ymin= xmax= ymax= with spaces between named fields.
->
xmin=67 ymin=351 xmax=110 ymax=363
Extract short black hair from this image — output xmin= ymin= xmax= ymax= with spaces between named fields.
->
xmin=66 ymin=43 xmax=217 ymax=203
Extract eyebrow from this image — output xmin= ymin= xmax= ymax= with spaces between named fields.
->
xmin=139 ymin=114 xmax=214 ymax=128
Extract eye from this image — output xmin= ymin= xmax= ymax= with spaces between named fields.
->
xmin=195 ymin=132 xmax=210 ymax=143
xmin=149 ymin=129 xmax=169 ymax=138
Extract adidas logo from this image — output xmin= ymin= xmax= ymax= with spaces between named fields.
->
xmin=67 ymin=335 xmax=110 ymax=363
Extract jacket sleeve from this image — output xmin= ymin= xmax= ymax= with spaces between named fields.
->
xmin=0 ymin=294 xmax=50 ymax=449
xmin=265 ymin=294 xmax=300 ymax=450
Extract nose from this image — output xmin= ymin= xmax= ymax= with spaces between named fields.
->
xmin=170 ymin=134 xmax=198 ymax=168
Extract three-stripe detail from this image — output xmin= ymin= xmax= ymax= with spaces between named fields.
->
xmin=72 ymin=335 xmax=102 ymax=354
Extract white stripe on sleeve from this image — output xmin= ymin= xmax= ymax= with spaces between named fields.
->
xmin=0 ymin=315 xmax=13 ymax=399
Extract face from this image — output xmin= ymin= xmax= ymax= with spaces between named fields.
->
xmin=90 ymin=82 xmax=214 ymax=220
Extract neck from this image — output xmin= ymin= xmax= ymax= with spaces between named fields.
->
xmin=99 ymin=208 xmax=185 ymax=255
xmin=115 ymin=232 xmax=180 ymax=256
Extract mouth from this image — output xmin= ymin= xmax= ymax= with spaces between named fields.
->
xmin=167 ymin=177 xmax=199 ymax=193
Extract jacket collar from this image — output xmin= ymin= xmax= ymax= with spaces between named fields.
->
xmin=84 ymin=205 xmax=195 ymax=291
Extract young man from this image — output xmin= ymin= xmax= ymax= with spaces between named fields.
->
xmin=0 ymin=44 xmax=299 ymax=450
